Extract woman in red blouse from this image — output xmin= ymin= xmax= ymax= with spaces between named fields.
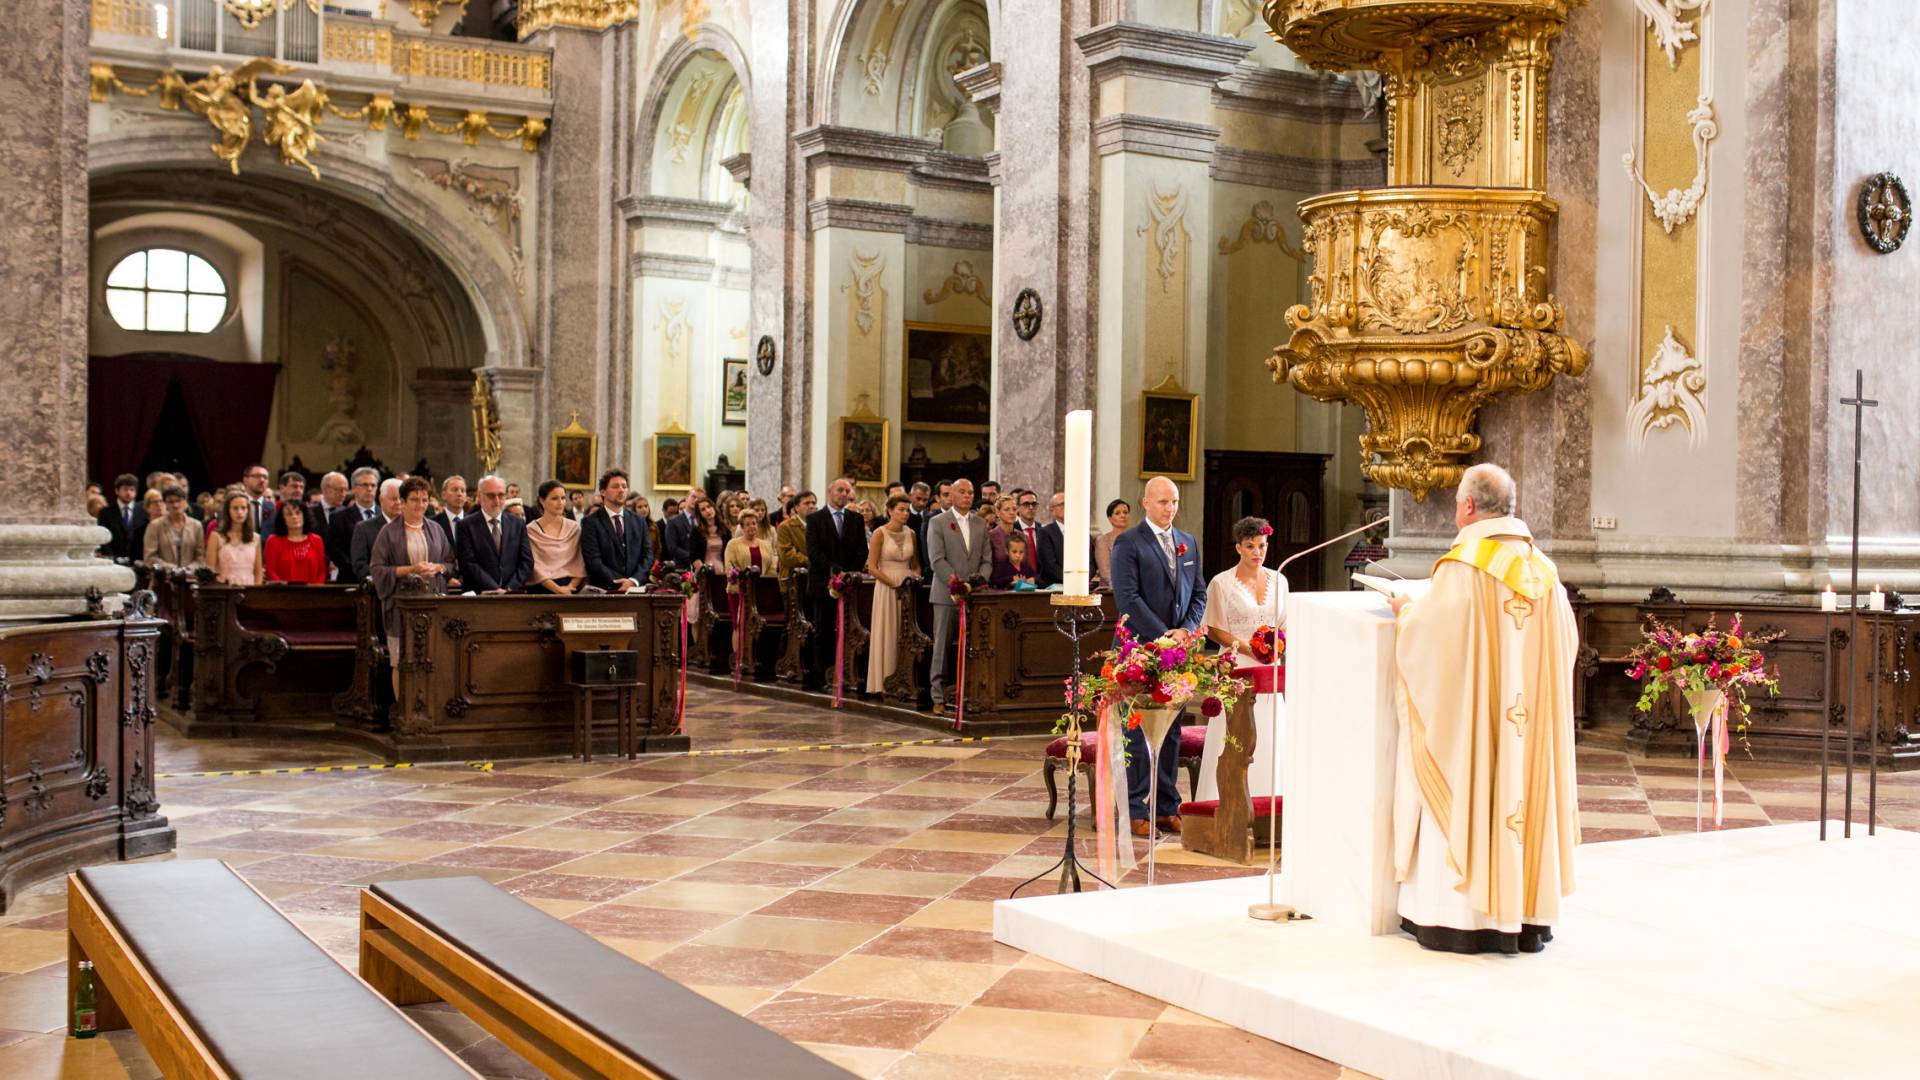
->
xmin=264 ymin=500 xmax=328 ymax=583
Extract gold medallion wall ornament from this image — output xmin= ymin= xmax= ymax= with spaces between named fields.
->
xmin=1262 ymin=1 xmax=1590 ymax=499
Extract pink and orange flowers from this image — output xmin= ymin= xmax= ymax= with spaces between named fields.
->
xmin=1248 ymin=625 xmax=1284 ymax=666
xmin=1071 ymin=617 xmax=1247 ymax=724
xmin=1625 ymin=612 xmax=1781 ymax=733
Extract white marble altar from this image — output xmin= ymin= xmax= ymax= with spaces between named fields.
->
xmin=996 ymin=823 xmax=1918 ymax=1079
xmin=1281 ymin=590 xmax=1401 ymax=934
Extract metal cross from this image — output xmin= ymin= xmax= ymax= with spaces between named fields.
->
xmin=1833 ymin=368 xmax=1879 ymax=841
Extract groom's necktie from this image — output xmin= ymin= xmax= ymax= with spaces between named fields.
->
xmin=1158 ymin=531 xmax=1177 ymax=577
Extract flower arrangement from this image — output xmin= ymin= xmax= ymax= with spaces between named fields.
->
xmin=828 ymin=571 xmax=853 ymax=599
xmin=947 ymin=574 xmax=976 ymax=601
xmin=1626 ymin=613 xmax=1782 ymax=730
xmin=648 ymin=562 xmax=698 ymax=597
xmin=1248 ymin=625 xmax=1284 ymax=666
xmin=1072 ymin=617 xmax=1249 ymax=723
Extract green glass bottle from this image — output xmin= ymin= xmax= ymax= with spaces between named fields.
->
xmin=73 ymin=960 xmax=98 ymax=1039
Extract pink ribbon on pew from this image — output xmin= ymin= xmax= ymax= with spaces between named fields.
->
xmin=951 ymin=599 xmax=968 ymax=732
xmin=833 ymin=594 xmax=846 ymax=709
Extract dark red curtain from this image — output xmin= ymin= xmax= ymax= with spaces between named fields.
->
xmin=88 ymin=354 xmax=282 ymax=487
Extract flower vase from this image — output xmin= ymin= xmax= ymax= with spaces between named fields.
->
xmin=1131 ymin=705 xmax=1179 ymax=886
xmin=1682 ymin=687 xmax=1727 ymax=831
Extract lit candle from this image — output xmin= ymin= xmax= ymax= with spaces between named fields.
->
xmin=1062 ymin=409 xmax=1092 ymax=596
xmin=1870 ymin=586 xmax=1886 ymax=612
xmin=1821 ymin=585 xmax=1838 ymax=612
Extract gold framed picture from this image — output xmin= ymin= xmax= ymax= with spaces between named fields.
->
xmin=1138 ymin=377 xmax=1199 ymax=480
xmin=838 ymin=411 xmax=890 ymax=487
xmin=551 ymin=413 xmax=598 ymax=491
xmin=721 ymin=357 xmax=748 ymax=426
xmin=902 ymin=321 xmax=991 ymax=433
xmin=651 ymin=423 xmax=696 ymax=491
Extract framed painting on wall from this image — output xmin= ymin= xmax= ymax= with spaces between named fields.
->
xmin=838 ymin=411 xmax=890 ymax=488
xmin=1139 ymin=377 xmax=1199 ymax=480
xmin=721 ymin=357 xmax=749 ymax=426
xmin=551 ymin=413 xmax=597 ymax=492
xmin=651 ymin=424 xmax=696 ymax=491
xmin=902 ymin=322 xmax=991 ymax=433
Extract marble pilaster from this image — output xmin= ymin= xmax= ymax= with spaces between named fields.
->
xmin=0 ymin=0 xmax=132 ymax=615
xmin=1080 ymin=22 xmax=1249 ymax=532
xmin=482 ymin=366 xmax=544 ymax=491
xmin=410 ymin=369 xmax=479 ymax=482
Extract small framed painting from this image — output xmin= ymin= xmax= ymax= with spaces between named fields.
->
xmin=551 ymin=413 xmax=597 ymax=492
xmin=1138 ymin=377 xmax=1199 ymax=480
xmin=721 ymin=357 xmax=749 ymax=426
xmin=651 ymin=424 xmax=696 ymax=491
xmin=838 ymin=413 xmax=890 ymax=487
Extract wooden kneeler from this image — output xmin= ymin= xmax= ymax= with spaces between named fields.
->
xmin=1179 ymin=694 xmax=1262 ymax=864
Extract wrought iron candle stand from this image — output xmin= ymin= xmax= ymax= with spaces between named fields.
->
xmin=1012 ymin=594 xmax=1112 ymax=897
xmin=1829 ymin=368 xmax=1882 ymax=840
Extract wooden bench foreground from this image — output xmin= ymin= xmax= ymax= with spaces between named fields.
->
xmin=361 ymin=876 xmax=860 ymax=1080
xmin=69 ymin=860 xmax=479 ymax=1080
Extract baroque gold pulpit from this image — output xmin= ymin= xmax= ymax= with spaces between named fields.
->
xmin=1263 ymin=1 xmax=1589 ymax=498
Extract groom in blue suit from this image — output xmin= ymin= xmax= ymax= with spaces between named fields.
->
xmin=1108 ymin=476 xmax=1208 ymax=835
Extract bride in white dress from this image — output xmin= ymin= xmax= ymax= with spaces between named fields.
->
xmin=1197 ymin=516 xmax=1287 ymax=802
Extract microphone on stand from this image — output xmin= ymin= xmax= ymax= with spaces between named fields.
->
xmin=1275 ymin=515 xmax=1390 ymax=577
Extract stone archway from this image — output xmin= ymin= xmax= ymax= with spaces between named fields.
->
xmin=88 ymin=133 xmax=529 ymax=371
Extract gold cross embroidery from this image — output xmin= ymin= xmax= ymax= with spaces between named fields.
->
xmin=1503 ymin=591 xmax=1534 ymax=629
xmin=1506 ymin=801 xmax=1526 ymax=838
xmin=1504 ymin=694 xmax=1529 ymax=736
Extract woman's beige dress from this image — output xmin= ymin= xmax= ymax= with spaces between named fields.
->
xmin=865 ymin=526 xmax=916 ymax=693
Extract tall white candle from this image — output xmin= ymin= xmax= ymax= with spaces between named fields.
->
xmin=1063 ymin=409 xmax=1092 ymax=596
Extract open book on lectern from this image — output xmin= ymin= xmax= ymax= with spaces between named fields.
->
xmin=1351 ymin=572 xmax=1430 ymax=601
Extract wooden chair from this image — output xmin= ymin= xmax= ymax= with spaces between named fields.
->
xmin=186 ymin=581 xmax=359 ymax=735
xmin=692 ymin=564 xmax=731 ymax=673
xmin=1179 ymin=692 xmax=1277 ymax=864
xmin=360 ymin=875 xmax=858 ymax=1080
xmin=68 ymin=860 xmax=478 ymax=1080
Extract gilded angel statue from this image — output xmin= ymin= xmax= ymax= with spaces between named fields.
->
xmin=180 ymin=58 xmax=291 ymax=174
xmin=251 ymin=79 xmax=329 ymax=180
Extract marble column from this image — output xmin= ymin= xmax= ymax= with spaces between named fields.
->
xmin=748 ymin=0 xmax=804 ymax=493
xmin=525 ymin=22 xmax=633 ymax=474
xmin=0 ymin=0 xmax=132 ymax=617
xmin=964 ymin=0 xmax=1100 ymax=498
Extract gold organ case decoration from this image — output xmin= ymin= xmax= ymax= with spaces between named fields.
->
xmin=1262 ymin=0 xmax=1590 ymax=499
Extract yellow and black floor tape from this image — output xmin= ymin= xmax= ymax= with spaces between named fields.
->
xmin=155 ymin=734 xmax=1014 ymax=779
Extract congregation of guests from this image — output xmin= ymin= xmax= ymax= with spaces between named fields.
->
xmin=102 ymin=461 xmax=1270 ymax=732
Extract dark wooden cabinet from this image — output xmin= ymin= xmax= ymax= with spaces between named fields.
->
xmin=1200 ymin=450 xmax=1330 ymax=593
xmin=0 ymin=611 xmax=176 ymax=911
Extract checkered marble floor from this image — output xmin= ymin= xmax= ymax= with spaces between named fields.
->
xmin=2 ymin=692 xmax=1915 ymax=1080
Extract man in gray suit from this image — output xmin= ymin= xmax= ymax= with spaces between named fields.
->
xmin=925 ymin=478 xmax=993 ymax=717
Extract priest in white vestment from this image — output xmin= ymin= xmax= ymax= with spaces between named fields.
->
xmin=1388 ymin=464 xmax=1580 ymax=955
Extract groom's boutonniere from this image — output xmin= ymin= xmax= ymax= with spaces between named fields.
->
xmin=1175 ymin=542 xmax=1188 ymax=558
xmin=948 ymin=520 xmax=959 ymax=532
